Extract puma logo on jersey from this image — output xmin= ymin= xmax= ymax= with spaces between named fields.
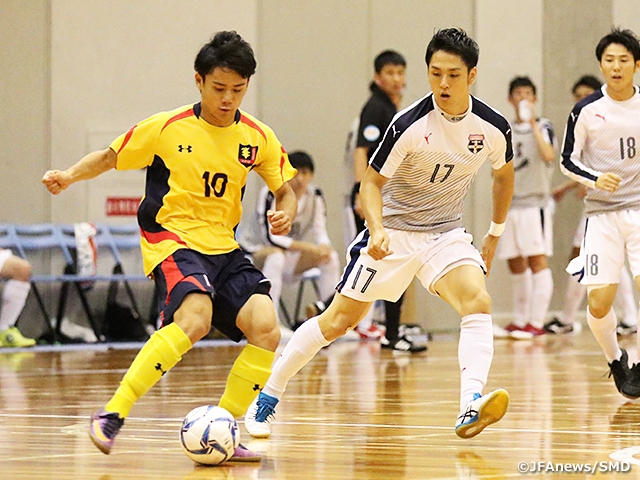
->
xmin=595 ymin=114 xmax=606 ymax=122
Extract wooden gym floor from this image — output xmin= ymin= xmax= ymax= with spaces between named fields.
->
xmin=0 ymin=328 xmax=639 ymax=479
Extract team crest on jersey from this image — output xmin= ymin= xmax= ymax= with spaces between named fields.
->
xmin=467 ymin=134 xmax=485 ymax=154
xmin=238 ymin=144 xmax=259 ymax=167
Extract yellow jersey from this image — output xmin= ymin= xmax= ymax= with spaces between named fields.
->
xmin=110 ymin=103 xmax=296 ymax=275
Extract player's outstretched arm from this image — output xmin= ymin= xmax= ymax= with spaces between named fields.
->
xmin=42 ymin=147 xmax=117 ymax=195
xmin=482 ymin=161 xmax=514 ymax=276
xmin=267 ymin=182 xmax=297 ymax=236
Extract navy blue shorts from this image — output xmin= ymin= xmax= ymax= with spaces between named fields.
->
xmin=152 ymin=248 xmax=271 ymax=342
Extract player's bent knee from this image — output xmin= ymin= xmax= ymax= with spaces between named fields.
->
xmin=237 ymin=294 xmax=280 ymax=350
xmin=587 ymin=285 xmax=616 ymax=318
xmin=460 ymin=289 xmax=492 ymax=316
xmin=174 ymin=295 xmax=213 ymax=343
xmin=318 ymin=314 xmax=354 ymax=342
xmin=243 ymin=319 xmax=280 ymax=351
xmin=16 ymin=259 xmax=31 ymax=281
xmin=587 ymin=301 xmax=613 ymax=319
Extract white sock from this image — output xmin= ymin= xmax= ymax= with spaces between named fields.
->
xmin=262 ymin=317 xmax=330 ymax=398
xmin=587 ymin=307 xmax=621 ymax=363
xmin=511 ymin=270 xmax=531 ymax=327
xmin=561 ymin=275 xmax=586 ymax=325
xmin=261 ymin=251 xmax=285 ymax=314
xmin=459 ymin=313 xmax=494 ymax=411
xmin=529 ymin=269 xmax=553 ymax=329
xmin=615 ymin=268 xmax=637 ymax=327
xmin=0 ymin=280 xmax=30 ymax=332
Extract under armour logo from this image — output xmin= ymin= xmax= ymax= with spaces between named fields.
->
xmin=155 ymin=363 xmax=167 ymax=376
xmin=178 ymin=144 xmax=193 ymax=153
xmin=424 ymin=133 xmax=432 ymax=144
xmin=595 ymin=114 xmax=606 ymax=122
xmin=392 ymin=125 xmax=400 ymax=137
xmin=252 ymin=384 xmax=261 ymax=391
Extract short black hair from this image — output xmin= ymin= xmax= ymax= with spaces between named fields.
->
xmin=374 ymin=50 xmax=406 ymax=73
xmin=509 ymin=76 xmax=537 ymax=96
xmin=194 ymin=31 xmax=257 ymax=79
xmin=572 ymin=75 xmax=602 ymax=93
xmin=425 ymin=28 xmax=479 ymax=70
xmin=595 ymin=28 xmax=640 ymax=62
xmin=288 ymin=151 xmax=314 ymax=173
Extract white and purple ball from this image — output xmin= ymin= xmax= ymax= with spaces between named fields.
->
xmin=180 ymin=405 xmax=240 ymax=465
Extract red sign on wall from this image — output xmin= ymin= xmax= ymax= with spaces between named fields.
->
xmin=106 ymin=197 xmax=142 ymax=216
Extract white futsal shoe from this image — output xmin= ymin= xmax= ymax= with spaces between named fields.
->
xmin=245 ymin=392 xmax=279 ymax=438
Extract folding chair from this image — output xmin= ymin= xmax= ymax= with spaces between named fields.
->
xmin=279 ymin=267 xmax=323 ymax=328
xmin=94 ymin=223 xmax=156 ymax=332
xmin=0 ymin=224 xmax=55 ymax=338
xmin=21 ymin=224 xmax=105 ymax=342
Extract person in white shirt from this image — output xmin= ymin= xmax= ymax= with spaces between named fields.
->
xmin=546 ymin=75 xmax=638 ymax=336
xmin=245 ymin=27 xmax=514 ymax=440
xmin=496 ymin=76 xmax=556 ymax=338
xmin=243 ymin=151 xmax=340 ymax=328
xmin=559 ymin=28 xmax=640 ymax=399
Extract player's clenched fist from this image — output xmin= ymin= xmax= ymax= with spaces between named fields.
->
xmin=42 ymin=170 xmax=73 ymax=195
xmin=267 ymin=210 xmax=292 ymax=236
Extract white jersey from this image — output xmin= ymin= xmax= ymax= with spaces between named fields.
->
xmin=370 ymin=93 xmax=512 ymax=233
xmin=511 ymin=118 xmax=555 ymax=208
xmin=241 ymin=184 xmax=331 ymax=252
xmin=560 ymin=85 xmax=640 ymax=216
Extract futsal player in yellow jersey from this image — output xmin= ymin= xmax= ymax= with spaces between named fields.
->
xmin=42 ymin=31 xmax=297 ymax=461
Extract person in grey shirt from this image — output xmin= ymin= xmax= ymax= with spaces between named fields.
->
xmin=496 ymin=76 xmax=556 ymax=338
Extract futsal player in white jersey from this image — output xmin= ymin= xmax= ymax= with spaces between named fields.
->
xmin=497 ymin=76 xmax=556 ymax=338
xmin=560 ymin=28 xmax=640 ymax=399
xmin=547 ymin=75 xmax=638 ymax=335
xmin=245 ymin=28 xmax=514 ymax=439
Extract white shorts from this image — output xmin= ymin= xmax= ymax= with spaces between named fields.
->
xmin=337 ymin=227 xmax=485 ymax=301
xmin=572 ymin=213 xmax=586 ymax=248
xmin=569 ymin=210 xmax=640 ymax=285
xmin=0 ymin=249 xmax=12 ymax=274
xmin=496 ymin=205 xmax=553 ymax=259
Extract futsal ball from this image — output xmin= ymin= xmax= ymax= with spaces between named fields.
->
xmin=180 ymin=405 xmax=240 ymax=465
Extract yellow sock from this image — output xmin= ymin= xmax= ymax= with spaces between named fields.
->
xmin=106 ymin=322 xmax=192 ymax=418
xmin=219 ymin=343 xmax=275 ymax=417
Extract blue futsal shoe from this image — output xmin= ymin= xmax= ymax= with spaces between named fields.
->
xmin=455 ymin=389 xmax=509 ymax=439
xmin=245 ymin=392 xmax=279 ymax=438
